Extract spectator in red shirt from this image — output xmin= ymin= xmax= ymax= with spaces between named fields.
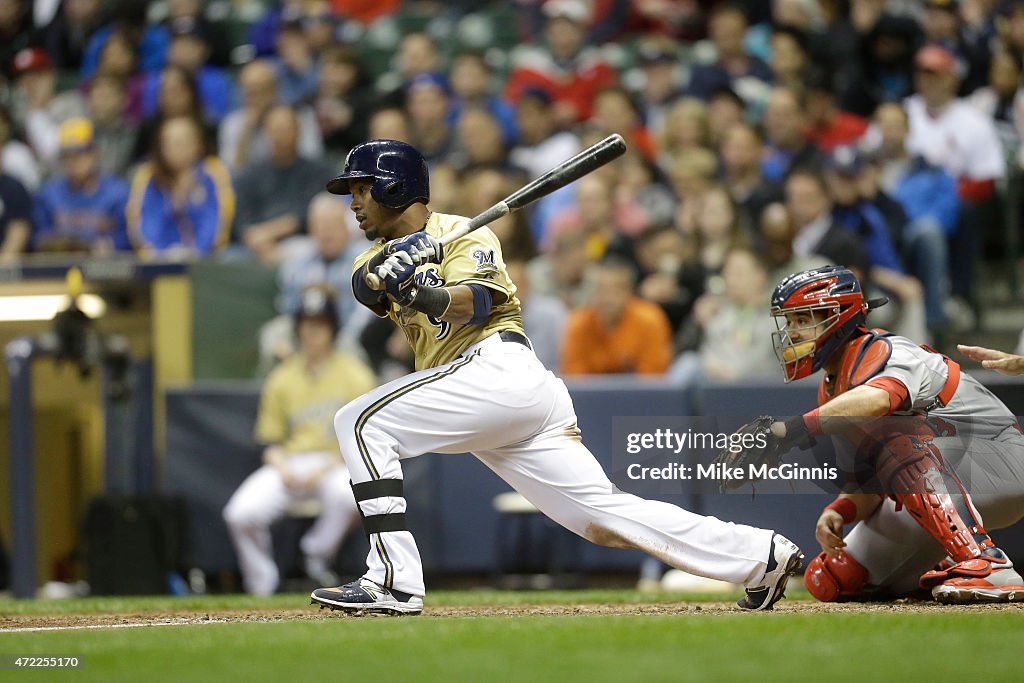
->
xmin=504 ymin=0 xmax=616 ymax=126
xmin=590 ymin=86 xmax=656 ymax=161
xmin=329 ymin=0 xmax=402 ymax=26
xmin=803 ymin=67 xmax=868 ymax=153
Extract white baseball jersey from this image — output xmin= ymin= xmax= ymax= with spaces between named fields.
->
xmin=903 ymin=94 xmax=1006 ymax=181
xmin=337 ymin=212 xmax=786 ymax=597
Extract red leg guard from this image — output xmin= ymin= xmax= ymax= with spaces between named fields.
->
xmin=804 ymin=551 xmax=869 ymax=602
xmin=875 ymin=434 xmax=992 ymax=563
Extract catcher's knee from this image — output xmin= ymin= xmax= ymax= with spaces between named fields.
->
xmin=804 ymin=551 xmax=868 ymax=602
xmin=871 ymin=431 xmax=943 ymax=495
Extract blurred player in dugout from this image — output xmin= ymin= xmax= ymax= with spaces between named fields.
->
xmin=223 ymin=285 xmax=377 ymax=594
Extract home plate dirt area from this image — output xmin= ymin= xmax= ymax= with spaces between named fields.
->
xmin=4 ymin=598 xmax=1023 ymax=631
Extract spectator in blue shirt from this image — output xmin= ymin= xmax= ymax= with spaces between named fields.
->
xmin=447 ymin=51 xmax=518 ymax=148
xmin=34 ymin=118 xmax=130 ymax=254
xmin=825 ymin=145 xmax=929 ymax=342
xmin=274 ymin=19 xmax=319 ymax=106
xmin=761 ymin=87 xmax=823 ymax=184
xmin=827 ymin=146 xmax=906 ymax=274
xmin=873 ymin=103 xmax=960 ymax=238
xmin=141 ymin=17 xmax=233 ymax=125
xmin=248 ymin=0 xmax=300 ymax=58
xmin=80 ymin=0 xmax=170 ymax=79
xmin=127 ymin=115 xmax=234 ymax=258
xmin=872 ymin=102 xmax=960 ymax=337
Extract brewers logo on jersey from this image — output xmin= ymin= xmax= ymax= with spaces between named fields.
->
xmin=352 ymin=212 xmax=526 ymax=370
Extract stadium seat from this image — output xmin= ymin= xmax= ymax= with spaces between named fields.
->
xmin=491 ymin=491 xmax=582 ymax=589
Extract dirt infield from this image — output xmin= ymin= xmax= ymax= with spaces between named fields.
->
xmin=4 ymin=600 xmax=1023 ymax=631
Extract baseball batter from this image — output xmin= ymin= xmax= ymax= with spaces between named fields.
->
xmin=224 ymin=286 xmax=377 ymax=595
xmin=733 ymin=266 xmax=1024 ymax=603
xmin=309 ymin=139 xmax=804 ymax=614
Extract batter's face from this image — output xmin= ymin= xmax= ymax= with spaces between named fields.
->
xmin=349 ymin=180 xmax=402 ymax=241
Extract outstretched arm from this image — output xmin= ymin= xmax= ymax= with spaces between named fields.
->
xmin=770 ymin=384 xmax=894 ymax=442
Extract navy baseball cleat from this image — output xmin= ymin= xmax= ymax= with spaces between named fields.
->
xmin=311 ymin=578 xmax=423 ymax=615
xmin=737 ymin=534 xmax=804 ymax=611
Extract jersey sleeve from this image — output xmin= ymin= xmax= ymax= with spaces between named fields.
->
xmin=352 ymin=244 xmax=392 ymax=318
xmin=440 ymin=226 xmax=513 ymax=297
xmin=869 ymin=342 xmax=945 ymax=409
xmin=863 ymin=376 xmax=911 ymax=414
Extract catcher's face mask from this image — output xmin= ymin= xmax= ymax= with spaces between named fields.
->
xmin=772 ymin=306 xmax=840 ymax=382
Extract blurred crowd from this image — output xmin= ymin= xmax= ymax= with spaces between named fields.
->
xmin=2 ymin=0 xmax=1024 ymax=384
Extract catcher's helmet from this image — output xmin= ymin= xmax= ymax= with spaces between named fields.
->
xmin=294 ymin=285 xmax=340 ymax=338
xmin=770 ymin=266 xmax=869 ymax=383
xmin=325 ymin=139 xmax=430 ymax=209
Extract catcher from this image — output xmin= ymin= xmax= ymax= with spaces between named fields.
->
xmin=718 ymin=266 xmax=1024 ymax=603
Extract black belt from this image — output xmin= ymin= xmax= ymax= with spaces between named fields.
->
xmin=499 ymin=330 xmax=531 ymax=349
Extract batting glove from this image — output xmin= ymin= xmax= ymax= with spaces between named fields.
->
xmin=383 ymin=230 xmax=444 ymax=266
xmin=377 ymin=252 xmax=419 ymax=306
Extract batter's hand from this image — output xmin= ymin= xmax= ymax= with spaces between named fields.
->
xmin=384 ymin=230 xmax=443 ymax=266
xmin=815 ymin=509 xmax=847 ymax=557
xmin=957 ymin=345 xmax=1024 ymax=376
xmin=377 ymin=252 xmax=418 ymax=305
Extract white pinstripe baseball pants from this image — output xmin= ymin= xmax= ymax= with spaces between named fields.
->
xmin=333 ymin=332 xmax=778 ymax=597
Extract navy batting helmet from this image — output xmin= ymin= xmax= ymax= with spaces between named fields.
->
xmin=325 ymin=139 xmax=430 ymax=209
xmin=769 ymin=266 xmax=869 ymax=382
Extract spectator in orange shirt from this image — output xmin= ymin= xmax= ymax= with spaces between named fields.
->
xmin=561 ymin=258 xmax=673 ymax=376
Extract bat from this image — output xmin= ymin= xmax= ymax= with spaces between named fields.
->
xmin=366 ymin=133 xmax=627 ymax=289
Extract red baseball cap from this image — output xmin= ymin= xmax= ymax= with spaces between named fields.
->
xmin=12 ymin=47 xmax=52 ymax=77
xmin=915 ymin=44 xmax=957 ymax=74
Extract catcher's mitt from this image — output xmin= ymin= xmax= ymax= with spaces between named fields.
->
xmin=713 ymin=416 xmax=814 ymax=491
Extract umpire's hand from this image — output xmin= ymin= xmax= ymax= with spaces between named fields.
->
xmin=958 ymin=345 xmax=1024 ymax=376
